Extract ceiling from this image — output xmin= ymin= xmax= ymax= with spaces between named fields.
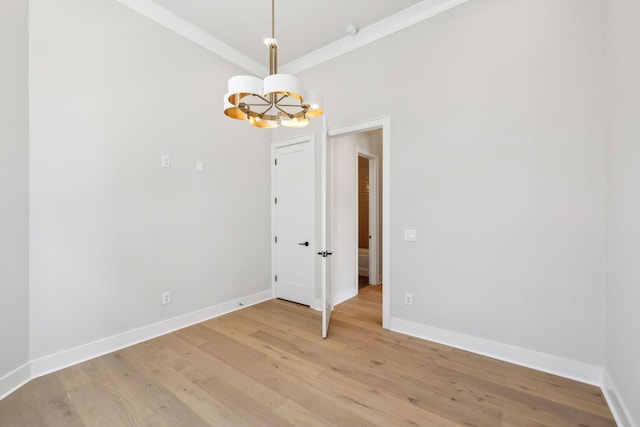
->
xmin=117 ymin=0 xmax=471 ymax=75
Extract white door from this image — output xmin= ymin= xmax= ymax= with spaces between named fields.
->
xmin=274 ymin=141 xmax=315 ymax=306
xmin=319 ymin=117 xmax=333 ymax=338
xmin=272 ymin=117 xmax=333 ymax=337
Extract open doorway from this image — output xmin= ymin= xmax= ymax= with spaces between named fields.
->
xmin=329 ymin=117 xmax=390 ymax=328
xmin=329 ymin=128 xmax=382 ymax=304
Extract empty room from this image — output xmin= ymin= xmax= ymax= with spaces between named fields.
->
xmin=1 ymin=0 xmax=638 ymax=425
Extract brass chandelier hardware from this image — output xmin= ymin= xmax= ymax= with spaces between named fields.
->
xmin=223 ymin=0 xmax=323 ymax=128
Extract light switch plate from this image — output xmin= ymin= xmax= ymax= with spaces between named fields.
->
xmin=404 ymin=229 xmax=417 ymax=241
xmin=196 ymin=160 xmax=204 ymax=172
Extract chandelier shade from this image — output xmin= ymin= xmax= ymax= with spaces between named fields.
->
xmin=223 ymin=0 xmax=323 ymax=129
xmin=223 ymin=97 xmax=247 ymax=120
xmin=263 ymin=74 xmax=303 ymax=100
xmin=249 ymin=116 xmax=280 ymax=129
xmin=227 ymin=76 xmax=263 ymax=102
xmin=281 ymin=116 xmax=310 ymax=128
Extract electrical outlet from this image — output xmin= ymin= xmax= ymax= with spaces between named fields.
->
xmin=404 ymin=293 xmax=413 ymax=305
xmin=162 ymin=291 xmax=171 ymax=305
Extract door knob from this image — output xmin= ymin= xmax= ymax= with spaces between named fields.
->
xmin=298 ymin=241 xmax=309 ymax=247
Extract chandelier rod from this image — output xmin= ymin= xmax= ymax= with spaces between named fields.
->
xmin=268 ymin=0 xmax=278 ymax=76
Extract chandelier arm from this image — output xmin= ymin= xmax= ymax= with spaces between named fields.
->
xmin=241 ymin=101 xmax=271 ymax=107
xmin=274 ymin=104 xmax=295 ymax=117
xmin=276 ymin=103 xmax=309 ymax=108
xmin=241 ymin=105 xmax=275 ymax=117
xmin=240 ymin=94 xmax=272 ymax=105
xmin=256 ymin=106 xmax=276 ymax=116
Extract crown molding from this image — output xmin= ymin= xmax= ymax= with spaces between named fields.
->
xmin=116 ymin=0 xmax=268 ymax=76
xmin=116 ymin=0 xmax=471 ymax=76
xmin=280 ymin=0 xmax=472 ymax=74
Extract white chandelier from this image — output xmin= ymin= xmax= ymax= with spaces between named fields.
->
xmin=223 ymin=0 xmax=323 ymax=129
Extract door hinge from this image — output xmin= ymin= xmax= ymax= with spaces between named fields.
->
xmin=274 ymin=197 xmax=278 ymax=204
xmin=275 ymin=275 xmax=278 ymax=282
xmin=275 ymin=236 xmax=278 ymax=243
xmin=275 ymin=158 xmax=278 ymax=165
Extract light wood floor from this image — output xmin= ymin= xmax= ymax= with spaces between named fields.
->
xmin=0 ymin=286 xmax=615 ymax=426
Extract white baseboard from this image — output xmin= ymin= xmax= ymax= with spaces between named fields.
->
xmin=0 ymin=362 xmax=31 ymax=401
xmin=603 ymin=370 xmax=637 ymax=427
xmin=29 ymin=289 xmax=273 ymax=381
xmin=389 ymin=317 xmax=603 ymax=386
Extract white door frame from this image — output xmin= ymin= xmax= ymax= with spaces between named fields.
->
xmin=271 ymin=135 xmax=316 ymax=308
xmin=355 ymin=149 xmax=379 ymax=288
xmin=330 ymin=116 xmax=390 ymax=329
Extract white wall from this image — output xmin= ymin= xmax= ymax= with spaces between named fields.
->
xmin=605 ymin=0 xmax=640 ymax=424
xmin=0 ymin=0 xmax=30 ymax=383
xmin=29 ymin=0 xmax=272 ymax=361
xmin=332 ymin=130 xmax=382 ymax=304
xmin=301 ymin=0 xmax=607 ymax=367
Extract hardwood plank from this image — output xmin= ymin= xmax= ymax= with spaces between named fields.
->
xmin=27 ymin=375 xmax=84 ymax=427
xmin=55 ymin=364 xmax=92 ymax=392
xmin=315 ymin=366 xmax=461 ymax=426
xmin=66 ymin=380 xmax=138 ymax=427
xmin=433 ymin=365 xmax=616 ymax=427
xmin=504 ymin=367 xmax=611 ymax=418
xmin=238 ymin=360 xmax=379 ymax=426
xmin=201 ymin=316 xmax=327 ymax=378
xmin=78 ymin=352 xmax=209 ymax=427
xmin=119 ymin=339 xmax=253 ymax=426
xmin=197 ymin=375 xmax=295 ymax=427
xmin=270 ymin=397 xmax=342 ymax=427
xmin=0 ymin=384 xmax=44 ymax=427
